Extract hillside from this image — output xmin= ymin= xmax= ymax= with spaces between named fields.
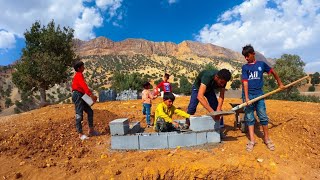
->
xmin=0 ymin=37 xmax=247 ymax=114
xmin=0 ymin=97 xmax=319 ymax=179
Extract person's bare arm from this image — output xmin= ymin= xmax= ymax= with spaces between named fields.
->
xmin=243 ymin=81 xmax=250 ymax=105
xmin=216 ymin=88 xmax=225 ymax=111
xmin=197 ymin=83 xmax=215 ymax=113
xmin=271 ymin=70 xmax=285 ymax=89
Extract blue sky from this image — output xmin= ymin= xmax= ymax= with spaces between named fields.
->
xmin=0 ymin=0 xmax=320 ymax=72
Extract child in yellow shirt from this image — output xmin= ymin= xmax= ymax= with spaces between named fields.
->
xmin=154 ymin=92 xmax=190 ymax=132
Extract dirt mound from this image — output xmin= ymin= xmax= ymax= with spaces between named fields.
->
xmin=0 ymin=97 xmax=319 ymax=179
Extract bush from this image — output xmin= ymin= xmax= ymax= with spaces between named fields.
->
xmin=308 ymin=86 xmax=315 ymax=92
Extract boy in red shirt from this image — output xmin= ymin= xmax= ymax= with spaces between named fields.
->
xmin=155 ymin=73 xmax=172 ymax=96
xmin=72 ymin=61 xmax=98 ymax=140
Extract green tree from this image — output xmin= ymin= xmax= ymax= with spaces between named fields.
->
xmin=311 ymin=72 xmax=320 ymax=85
xmin=111 ymin=72 xmax=147 ymax=92
xmin=203 ymin=63 xmax=218 ymax=71
xmin=12 ymin=20 xmax=77 ymax=106
xmin=308 ymin=86 xmax=315 ymax=92
xmin=267 ymin=54 xmax=306 ymax=100
xmin=230 ymin=79 xmax=241 ymax=90
xmin=5 ymin=98 xmax=12 ymax=108
xmin=179 ymin=76 xmax=192 ymax=95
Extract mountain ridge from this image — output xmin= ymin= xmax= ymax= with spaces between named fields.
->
xmin=73 ymin=37 xmax=245 ymax=62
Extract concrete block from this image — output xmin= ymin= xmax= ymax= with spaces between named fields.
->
xmin=189 ymin=116 xmax=219 ymax=131
xmin=207 ymin=131 xmax=221 ymax=143
xmin=111 ymin=135 xmax=139 ymax=150
xmin=196 ymin=132 xmax=207 ymax=145
xmin=109 ymin=118 xmax=129 ymax=135
xmin=168 ymin=132 xmax=197 ymax=148
xmin=129 ymin=122 xmax=141 ymax=134
xmin=139 ymin=133 xmax=168 ymax=149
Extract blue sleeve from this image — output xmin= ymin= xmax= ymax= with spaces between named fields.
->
xmin=241 ymin=65 xmax=248 ymax=80
xmin=263 ymin=61 xmax=271 ymax=73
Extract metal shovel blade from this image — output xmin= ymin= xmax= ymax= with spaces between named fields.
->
xmin=206 ymin=110 xmax=236 ymax=116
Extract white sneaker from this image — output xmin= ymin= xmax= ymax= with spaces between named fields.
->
xmin=80 ymin=134 xmax=89 ymax=140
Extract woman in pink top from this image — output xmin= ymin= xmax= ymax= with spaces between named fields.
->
xmin=142 ymin=82 xmax=157 ymax=127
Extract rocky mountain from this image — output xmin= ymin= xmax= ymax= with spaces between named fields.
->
xmin=73 ymin=37 xmax=245 ymax=62
xmin=1 ymin=37 xmax=250 ymax=115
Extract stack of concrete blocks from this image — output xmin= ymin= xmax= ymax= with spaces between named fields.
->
xmin=99 ymin=89 xmax=117 ymax=102
xmin=110 ymin=115 xmax=221 ymax=150
xmin=115 ymin=89 xmax=138 ymax=101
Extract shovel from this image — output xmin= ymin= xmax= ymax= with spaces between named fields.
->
xmin=207 ymin=75 xmax=310 ymax=116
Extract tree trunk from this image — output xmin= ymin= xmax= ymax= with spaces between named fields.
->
xmin=39 ymin=87 xmax=48 ymax=107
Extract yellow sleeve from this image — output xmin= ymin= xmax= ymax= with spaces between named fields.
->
xmin=173 ymin=107 xmax=190 ymax=119
xmin=156 ymin=103 xmax=173 ymax=123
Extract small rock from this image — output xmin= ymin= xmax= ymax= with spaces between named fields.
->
xmin=19 ymin=161 xmax=25 ymax=166
xmin=257 ymin=158 xmax=264 ymax=163
xmin=115 ymin=170 xmax=121 ymax=175
xmin=15 ymin=173 xmax=22 ymax=179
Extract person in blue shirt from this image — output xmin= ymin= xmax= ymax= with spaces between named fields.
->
xmin=241 ymin=44 xmax=285 ymax=152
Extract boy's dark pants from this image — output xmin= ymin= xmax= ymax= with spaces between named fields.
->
xmin=187 ymin=85 xmax=224 ymax=125
xmin=187 ymin=85 xmax=218 ymax=114
xmin=72 ymin=91 xmax=94 ymax=134
xmin=155 ymin=117 xmax=176 ymax=132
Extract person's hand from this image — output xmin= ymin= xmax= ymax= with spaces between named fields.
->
xmin=172 ymin=121 xmax=180 ymax=129
xmin=91 ymin=95 xmax=98 ymax=103
xmin=279 ymin=84 xmax=286 ymax=90
xmin=245 ymin=98 xmax=251 ymax=106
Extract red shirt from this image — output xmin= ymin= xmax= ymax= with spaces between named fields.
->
xmin=156 ymin=81 xmax=172 ymax=93
xmin=71 ymin=72 xmax=92 ymax=96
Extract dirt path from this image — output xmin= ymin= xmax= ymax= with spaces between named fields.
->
xmin=0 ymin=97 xmax=319 ymax=179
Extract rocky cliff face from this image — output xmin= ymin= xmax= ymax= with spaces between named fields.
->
xmin=74 ymin=37 xmax=245 ymax=62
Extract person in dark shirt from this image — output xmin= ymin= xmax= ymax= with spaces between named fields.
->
xmin=71 ymin=61 xmax=98 ymax=140
xmin=186 ymin=69 xmax=231 ymax=128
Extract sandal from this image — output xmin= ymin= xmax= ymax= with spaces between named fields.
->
xmin=246 ymin=141 xmax=255 ymax=152
xmin=264 ymin=140 xmax=275 ymax=151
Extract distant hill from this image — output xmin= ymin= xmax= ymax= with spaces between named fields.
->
xmin=0 ymin=37 xmax=251 ymax=114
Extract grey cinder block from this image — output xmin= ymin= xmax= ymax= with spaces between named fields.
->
xmin=139 ymin=133 xmax=168 ymax=149
xmin=168 ymin=132 xmax=197 ymax=148
xmin=111 ymin=135 xmax=139 ymax=150
xmin=207 ymin=131 xmax=221 ymax=143
xmin=196 ymin=132 xmax=207 ymax=145
xmin=129 ymin=122 xmax=141 ymax=134
xmin=109 ymin=118 xmax=129 ymax=135
xmin=189 ymin=116 xmax=219 ymax=131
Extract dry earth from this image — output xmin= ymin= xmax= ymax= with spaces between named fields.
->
xmin=0 ymin=97 xmax=319 ymax=179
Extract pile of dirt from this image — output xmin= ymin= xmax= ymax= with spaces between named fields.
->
xmin=0 ymin=97 xmax=319 ymax=179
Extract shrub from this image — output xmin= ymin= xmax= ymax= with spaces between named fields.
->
xmin=308 ymin=86 xmax=315 ymax=92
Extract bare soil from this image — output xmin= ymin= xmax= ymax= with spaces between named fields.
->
xmin=0 ymin=97 xmax=319 ymax=179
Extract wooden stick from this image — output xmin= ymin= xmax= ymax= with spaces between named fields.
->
xmin=231 ymin=75 xmax=310 ymax=111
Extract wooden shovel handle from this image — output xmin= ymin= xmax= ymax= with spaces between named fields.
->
xmin=231 ymin=75 xmax=310 ymax=111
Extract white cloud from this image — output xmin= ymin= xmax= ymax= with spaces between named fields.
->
xmin=196 ymin=0 xmax=320 ymax=67
xmin=0 ymin=30 xmax=16 ymax=49
xmin=74 ymin=7 xmax=103 ymax=40
xmin=96 ymin=0 xmax=123 ymax=19
xmin=0 ymin=0 xmax=124 ymax=50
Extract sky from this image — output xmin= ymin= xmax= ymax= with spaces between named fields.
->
xmin=0 ymin=0 xmax=319 ymax=73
